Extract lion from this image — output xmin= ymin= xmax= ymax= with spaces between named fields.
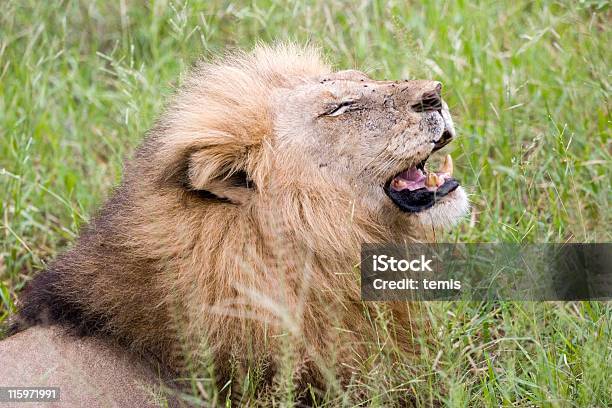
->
xmin=5 ymin=43 xmax=468 ymax=401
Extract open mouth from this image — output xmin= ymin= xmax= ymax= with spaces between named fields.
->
xmin=384 ymin=153 xmax=460 ymax=213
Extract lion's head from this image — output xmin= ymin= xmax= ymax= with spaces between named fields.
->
xmin=150 ymin=44 xmax=468 ymax=254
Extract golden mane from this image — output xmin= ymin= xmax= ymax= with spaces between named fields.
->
xmin=157 ymin=43 xmax=332 ymax=190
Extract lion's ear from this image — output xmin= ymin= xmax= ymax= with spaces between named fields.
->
xmin=186 ymin=148 xmax=255 ymax=205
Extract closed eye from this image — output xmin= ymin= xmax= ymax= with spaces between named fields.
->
xmin=324 ymin=100 xmax=357 ymax=117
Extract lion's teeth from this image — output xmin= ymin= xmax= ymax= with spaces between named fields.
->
xmin=425 ymin=172 xmax=437 ymax=188
xmin=391 ymin=178 xmax=408 ymax=190
xmin=441 ymin=154 xmax=453 ymax=176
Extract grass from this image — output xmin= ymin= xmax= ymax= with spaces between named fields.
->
xmin=0 ymin=0 xmax=610 ymax=406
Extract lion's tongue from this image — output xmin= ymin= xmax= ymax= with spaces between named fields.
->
xmin=393 ymin=167 xmax=426 ymax=191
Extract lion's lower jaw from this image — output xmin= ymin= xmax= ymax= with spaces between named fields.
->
xmin=413 ymin=186 xmax=470 ymax=227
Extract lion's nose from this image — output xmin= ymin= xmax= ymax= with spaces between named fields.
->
xmin=411 ymin=82 xmax=443 ymax=113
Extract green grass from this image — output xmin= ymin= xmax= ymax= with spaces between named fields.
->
xmin=1 ymin=0 xmax=610 ymax=406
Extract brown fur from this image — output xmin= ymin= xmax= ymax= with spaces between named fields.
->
xmin=12 ymin=44 xmax=468 ymax=390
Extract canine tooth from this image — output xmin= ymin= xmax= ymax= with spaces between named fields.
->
xmin=425 ymin=172 xmax=437 ymax=188
xmin=441 ymin=154 xmax=453 ymax=176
